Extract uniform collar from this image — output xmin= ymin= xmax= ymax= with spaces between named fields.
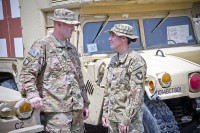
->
xmin=65 ymin=41 xmax=73 ymax=49
xmin=50 ymin=34 xmax=73 ymax=49
xmin=110 ymin=48 xmax=132 ymax=67
xmin=118 ymin=48 xmax=132 ymax=64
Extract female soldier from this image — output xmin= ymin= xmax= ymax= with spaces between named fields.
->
xmin=102 ymin=24 xmax=147 ymax=133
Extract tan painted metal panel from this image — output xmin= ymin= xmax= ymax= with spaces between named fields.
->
xmin=80 ymin=2 xmax=193 ymax=15
xmin=170 ymin=51 xmax=200 ymax=65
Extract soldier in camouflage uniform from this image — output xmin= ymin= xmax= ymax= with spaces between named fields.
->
xmin=102 ymin=24 xmax=147 ymax=133
xmin=19 ymin=8 xmax=90 ymax=133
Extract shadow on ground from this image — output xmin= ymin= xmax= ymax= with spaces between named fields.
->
xmin=84 ymin=123 xmax=108 ymax=133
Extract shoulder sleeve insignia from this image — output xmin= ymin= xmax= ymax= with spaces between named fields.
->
xmin=23 ymin=57 xmax=32 ymax=66
xmin=135 ymin=72 xmax=143 ymax=80
xmin=28 ymin=49 xmax=39 ymax=58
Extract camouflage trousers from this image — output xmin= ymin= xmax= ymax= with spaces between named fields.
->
xmin=108 ymin=121 xmax=144 ymax=133
xmin=44 ymin=110 xmax=84 ymax=133
xmin=108 ymin=110 xmax=144 ymax=133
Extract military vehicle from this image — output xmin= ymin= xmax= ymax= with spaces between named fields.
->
xmin=0 ymin=86 xmax=44 ymax=133
xmin=0 ymin=0 xmax=200 ymax=132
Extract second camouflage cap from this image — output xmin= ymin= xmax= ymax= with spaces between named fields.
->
xmin=107 ymin=24 xmax=139 ymax=42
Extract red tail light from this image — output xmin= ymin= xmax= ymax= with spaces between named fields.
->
xmin=189 ymin=73 xmax=200 ymax=92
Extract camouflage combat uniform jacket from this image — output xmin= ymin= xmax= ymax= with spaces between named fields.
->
xmin=19 ymin=34 xmax=89 ymax=112
xmin=103 ymin=49 xmax=147 ymax=126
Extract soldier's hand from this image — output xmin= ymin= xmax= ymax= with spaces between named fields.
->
xmin=102 ymin=116 xmax=109 ymax=127
xmin=29 ymin=97 xmax=43 ymax=109
xmin=83 ymin=108 xmax=89 ymax=120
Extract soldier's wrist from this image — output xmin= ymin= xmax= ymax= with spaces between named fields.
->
xmin=26 ymin=91 xmax=40 ymax=100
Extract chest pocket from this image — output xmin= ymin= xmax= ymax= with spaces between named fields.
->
xmin=117 ymin=65 xmax=130 ymax=87
xmin=47 ymin=50 xmax=63 ymax=74
xmin=64 ymin=55 xmax=76 ymax=73
xmin=49 ymin=48 xmax=76 ymax=73
xmin=107 ymin=65 xmax=130 ymax=88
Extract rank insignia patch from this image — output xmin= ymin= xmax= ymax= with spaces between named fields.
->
xmin=23 ymin=57 xmax=32 ymax=66
xmin=28 ymin=49 xmax=39 ymax=58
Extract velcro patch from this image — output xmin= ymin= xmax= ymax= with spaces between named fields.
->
xmin=23 ymin=57 xmax=32 ymax=66
xmin=28 ymin=49 xmax=39 ymax=58
xmin=135 ymin=72 xmax=143 ymax=80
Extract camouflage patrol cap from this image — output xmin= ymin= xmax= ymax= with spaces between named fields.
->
xmin=107 ymin=24 xmax=138 ymax=42
xmin=48 ymin=8 xmax=80 ymax=25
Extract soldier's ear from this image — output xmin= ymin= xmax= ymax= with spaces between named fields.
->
xmin=58 ymin=22 xmax=62 ymax=27
xmin=55 ymin=21 xmax=62 ymax=27
xmin=121 ymin=36 xmax=128 ymax=43
xmin=121 ymin=36 xmax=126 ymax=40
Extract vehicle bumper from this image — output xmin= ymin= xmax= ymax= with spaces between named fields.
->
xmin=189 ymin=91 xmax=200 ymax=98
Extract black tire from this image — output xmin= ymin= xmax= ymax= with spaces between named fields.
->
xmin=1 ymin=79 xmax=18 ymax=91
xmin=143 ymin=97 xmax=180 ymax=133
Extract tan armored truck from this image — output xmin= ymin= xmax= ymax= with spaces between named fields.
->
xmin=0 ymin=0 xmax=200 ymax=133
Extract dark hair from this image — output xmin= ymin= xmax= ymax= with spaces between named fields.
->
xmin=127 ymin=38 xmax=132 ymax=45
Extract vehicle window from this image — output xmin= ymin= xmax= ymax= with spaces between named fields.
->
xmin=83 ymin=20 xmax=141 ymax=54
xmin=143 ymin=16 xmax=196 ymax=48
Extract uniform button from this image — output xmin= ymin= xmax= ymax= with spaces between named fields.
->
xmin=112 ymin=75 xmax=116 ymax=80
